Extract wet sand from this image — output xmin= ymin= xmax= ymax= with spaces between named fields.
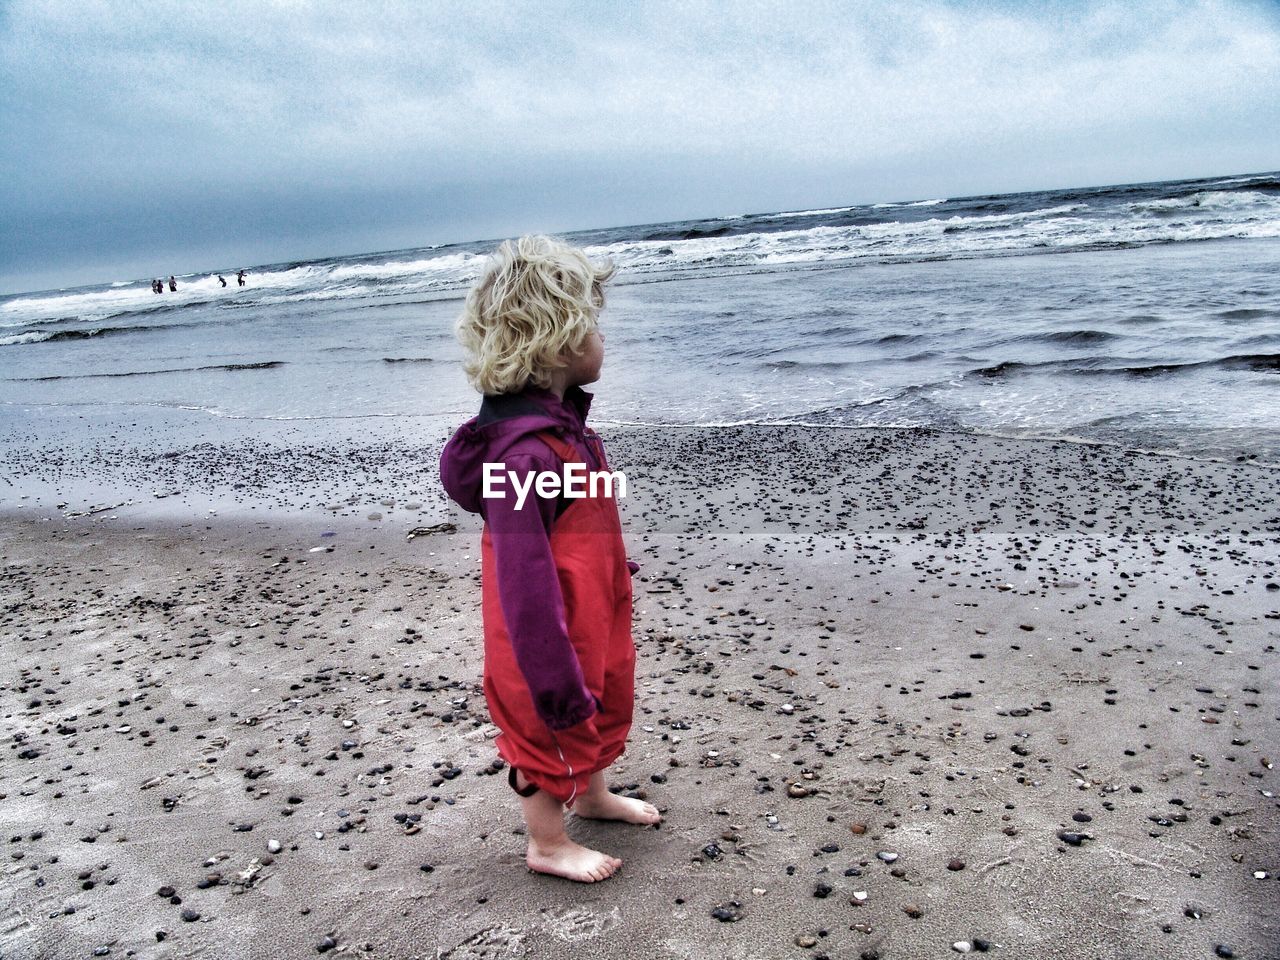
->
xmin=1 ymin=425 xmax=1277 ymax=960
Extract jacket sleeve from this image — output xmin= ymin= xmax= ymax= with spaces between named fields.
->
xmin=482 ymin=452 xmax=598 ymax=730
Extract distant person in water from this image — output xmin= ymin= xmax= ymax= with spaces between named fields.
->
xmin=237 ymin=270 xmax=246 ymax=287
xmin=168 ymin=276 xmax=177 ymax=292
xmin=151 ymin=279 xmax=161 ymax=294
xmin=218 ymin=275 xmax=227 ymax=287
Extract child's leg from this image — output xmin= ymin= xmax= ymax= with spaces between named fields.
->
xmin=568 ymin=582 xmax=658 ymax=824
xmin=512 ymin=768 xmax=623 ymax=882
xmin=572 ymin=769 xmax=662 ymax=825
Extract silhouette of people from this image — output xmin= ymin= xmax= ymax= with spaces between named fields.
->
xmin=168 ymin=276 xmax=177 ymax=292
xmin=236 ymin=269 xmax=246 ymax=287
xmin=218 ymin=275 xmax=227 ymax=287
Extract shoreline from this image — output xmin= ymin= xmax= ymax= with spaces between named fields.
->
xmin=1 ymin=425 xmax=1277 ymax=959
xmin=597 ymin=420 xmax=1275 ymax=468
xmin=2 ymin=420 xmax=1277 ymax=528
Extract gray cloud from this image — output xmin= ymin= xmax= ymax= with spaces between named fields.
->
xmin=2 ymin=0 xmax=1278 ymax=292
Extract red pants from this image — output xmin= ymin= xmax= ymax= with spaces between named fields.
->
xmin=480 ymin=431 xmax=635 ymax=806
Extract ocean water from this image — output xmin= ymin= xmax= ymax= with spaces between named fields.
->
xmin=2 ymin=170 xmax=1279 ymax=469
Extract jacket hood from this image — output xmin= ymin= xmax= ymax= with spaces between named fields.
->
xmin=439 ymin=385 xmax=594 ymax=514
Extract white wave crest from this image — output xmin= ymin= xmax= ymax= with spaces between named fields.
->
xmin=4 ymin=185 xmax=1278 ymax=328
xmin=1128 ymin=190 xmax=1280 ymax=215
xmin=0 ymin=330 xmax=53 ymax=346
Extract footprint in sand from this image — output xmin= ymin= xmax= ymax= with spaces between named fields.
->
xmin=541 ymin=905 xmax=619 ymax=942
xmin=437 ymin=923 xmax=526 ymax=958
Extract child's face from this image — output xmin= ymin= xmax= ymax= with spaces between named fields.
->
xmin=567 ymin=328 xmax=604 ymax=386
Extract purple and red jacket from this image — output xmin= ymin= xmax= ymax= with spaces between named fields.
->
xmin=439 ymin=384 xmax=637 ymax=730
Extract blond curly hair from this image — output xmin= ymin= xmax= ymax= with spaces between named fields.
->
xmin=455 ymin=235 xmax=615 ymax=395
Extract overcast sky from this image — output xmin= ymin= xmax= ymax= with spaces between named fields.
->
xmin=1 ymin=0 xmax=1277 ymax=294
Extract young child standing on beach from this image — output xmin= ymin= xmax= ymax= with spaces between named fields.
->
xmin=440 ymin=235 xmax=661 ymax=883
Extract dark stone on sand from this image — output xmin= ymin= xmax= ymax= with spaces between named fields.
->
xmin=814 ymin=882 xmax=833 ymax=898
xmin=1056 ymin=831 xmax=1090 ymax=846
xmin=711 ymin=901 xmax=744 ymax=922
xmin=180 ymin=908 xmax=200 ymax=922
xmin=317 ymin=935 xmax=337 ymax=952
xmin=1214 ymin=946 xmax=1235 ymax=958
xmin=1072 ymin=812 xmax=1093 ymax=823
xmin=947 ymin=858 xmax=965 ymax=871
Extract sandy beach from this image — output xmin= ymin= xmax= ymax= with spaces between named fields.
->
xmin=2 ymin=425 xmax=1277 ymax=960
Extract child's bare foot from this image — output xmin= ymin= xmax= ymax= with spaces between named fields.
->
xmin=571 ymin=790 xmax=663 ymax=825
xmin=526 ymin=838 xmax=622 ymax=882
